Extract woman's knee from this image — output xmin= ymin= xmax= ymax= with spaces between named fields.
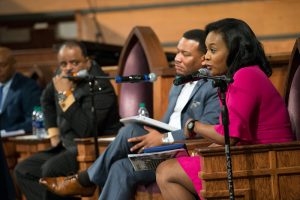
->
xmin=156 ymin=159 xmax=179 ymax=185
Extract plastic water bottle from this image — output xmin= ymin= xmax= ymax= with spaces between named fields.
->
xmin=35 ymin=106 xmax=47 ymax=138
xmin=138 ymin=103 xmax=149 ymax=117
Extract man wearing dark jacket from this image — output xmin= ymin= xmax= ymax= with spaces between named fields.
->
xmin=14 ymin=41 xmax=122 ymax=200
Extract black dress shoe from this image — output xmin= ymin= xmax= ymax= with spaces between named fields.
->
xmin=39 ymin=174 xmax=96 ymax=197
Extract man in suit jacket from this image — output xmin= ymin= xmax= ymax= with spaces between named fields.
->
xmin=40 ymin=30 xmax=220 ymax=200
xmin=14 ymin=41 xmax=122 ymax=200
xmin=0 ymin=47 xmax=42 ymax=134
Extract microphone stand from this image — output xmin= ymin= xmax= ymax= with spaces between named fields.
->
xmin=70 ymin=74 xmax=155 ymax=158
xmin=86 ymin=75 xmax=114 ymax=158
xmin=88 ymin=78 xmax=99 ymax=158
xmin=198 ymin=75 xmax=235 ymax=200
xmin=213 ymin=78 xmax=235 ymax=200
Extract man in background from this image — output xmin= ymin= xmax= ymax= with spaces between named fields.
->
xmin=14 ymin=41 xmax=122 ymax=200
xmin=0 ymin=47 xmax=42 ymax=135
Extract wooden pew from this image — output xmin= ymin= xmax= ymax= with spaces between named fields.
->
xmin=195 ymin=37 xmax=300 ymax=200
xmin=196 ymin=142 xmax=300 ymax=199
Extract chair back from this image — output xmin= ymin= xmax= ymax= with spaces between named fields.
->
xmin=286 ymin=37 xmax=300 ymax=140
xmin=117 ymin=26 xmax=169 ymax=118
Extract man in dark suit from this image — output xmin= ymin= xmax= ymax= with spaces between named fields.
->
xmin=40 ymin=30 xmax=220 ymax=200
xmin=14 ymin=41 xmax=122 ymax=200
xmin=0 ymin=47 xmax=42 ymax=134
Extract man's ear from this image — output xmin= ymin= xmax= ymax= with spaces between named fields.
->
xmin=200 ymin=55 xmax=205 ymax=62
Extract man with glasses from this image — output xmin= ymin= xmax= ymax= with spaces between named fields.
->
xmin=0 ymin=46 xmax=41 ymax=135
xmin=14 ymin=41 xmax=122 ymax=200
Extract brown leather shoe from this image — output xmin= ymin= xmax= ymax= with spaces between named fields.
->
xmin=39 ymin=174 xmax=96 ymax=197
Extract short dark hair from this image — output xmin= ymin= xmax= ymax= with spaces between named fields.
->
xmin=183 ymin=29 xmax=206 ymax=54
xmin=58 ymin=40 xmax=88 ymax=57
xmin=205 ymin=18 xmax=271 ymax=77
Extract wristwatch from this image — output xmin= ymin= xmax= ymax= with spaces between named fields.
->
xmin=161 ymin=133 xmax=173 ymax=144
xmin=187 ymin=119 xmax=197 ymax=132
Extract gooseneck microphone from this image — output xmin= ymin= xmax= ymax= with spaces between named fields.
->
xmin=173 ymin=68 xmax=234 ymax=86
xmin=63 ymin=70 xmax=157 ymax=83
xmin=115 ymin=73 xmax=157 ymax=83
xmin=173 ymin=68 xmax=210 ymax=86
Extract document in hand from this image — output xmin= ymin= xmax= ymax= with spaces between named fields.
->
xmin=120 ymin=115 xmax=178 ymax=132
xmin=128 ymin=143 xmax=189 ymax=171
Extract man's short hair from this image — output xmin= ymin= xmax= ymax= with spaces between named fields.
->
xmin=183 ymin=29 xmax=206 ymax=53
xmin=58 ymin=40 xmax=88 ymax=57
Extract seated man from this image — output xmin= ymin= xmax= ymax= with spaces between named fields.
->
xmin=0 ymin=47 xmax=42 ymax=134
xmin=14 ymin=41 xmax=122 ymax=200
xmin=40 ymin=29 xmax=220 ymax=200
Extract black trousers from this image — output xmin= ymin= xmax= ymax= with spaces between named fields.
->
xmin=14 ymin=143 xmax=80 ymax=200
xmin=0 ymin=140 xmax=16 ymax=200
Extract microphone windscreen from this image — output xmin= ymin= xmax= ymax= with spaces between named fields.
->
xmin=149 ymin=73 xmax=157 ymax=82
xmin=198 ymin=68 xmax=211 ymax=76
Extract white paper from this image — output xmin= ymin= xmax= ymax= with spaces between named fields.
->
xmin=0 ymin=129 xmax=26 ymax=138
xmin=120 ymin=115 xmax=178 ymax=132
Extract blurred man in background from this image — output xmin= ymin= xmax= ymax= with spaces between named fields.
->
xmin=0 ymin=46 xmax=42 ymax=135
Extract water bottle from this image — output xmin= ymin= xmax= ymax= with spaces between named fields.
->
xmin=35 ymin=106 xmax=47 ymax=138
xmin=138 ymin=103 xmax=149 ymax=117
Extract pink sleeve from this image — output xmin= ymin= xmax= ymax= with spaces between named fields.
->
xmin=214 ymin=67 xmax=260 ymax=142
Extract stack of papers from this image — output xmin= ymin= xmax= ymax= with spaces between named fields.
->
xmin=120 ymin=115 xmax=178 ymax=132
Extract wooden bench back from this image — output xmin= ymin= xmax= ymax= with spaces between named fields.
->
xmin=286 ymin=38 xmax=300 ymax=140
xmin=197 ymin=142 xmax=300 ymax=199
xmin=117 ymin=26 xmax=169 ymax=118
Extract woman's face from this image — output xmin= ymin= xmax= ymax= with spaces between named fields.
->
xmin=203 ymin=31 xmax=229 ymax=76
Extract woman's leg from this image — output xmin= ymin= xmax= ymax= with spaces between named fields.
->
xmin=156 ymin=158 xmax=197 ymax=200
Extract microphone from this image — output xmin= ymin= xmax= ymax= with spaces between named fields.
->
xmin=173 ymin=68 xmax=210 ymax=86
xmin=63 ymin=69 xmax=89 ymax=79
xmin=63 ymin=70 xmax=157 ymax=83
xmin=115 ymin=73 xmax=157 ymax=83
